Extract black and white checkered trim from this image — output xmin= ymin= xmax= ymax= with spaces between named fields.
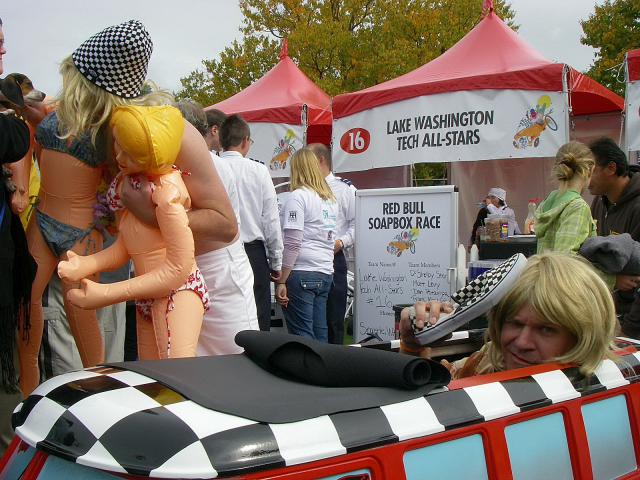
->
xmin=451 ymin=253 xmax=521 ymax=307
xmin=412 ymin=254 xmax=527 ymax=344
xmin=72 ymin=20 xmax=152 ymax=98
xmin=12 ymin=351 xmax=640 ymax=479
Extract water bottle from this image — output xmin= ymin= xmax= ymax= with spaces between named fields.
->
xmin=524 ymin=197 xmax=540 ymax=234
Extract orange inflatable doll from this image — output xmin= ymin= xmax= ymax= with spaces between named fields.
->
xmin=19 ymin=20 xmax=172 ymax=395
xmin=58 ymin=105 xmax=208 ymax=360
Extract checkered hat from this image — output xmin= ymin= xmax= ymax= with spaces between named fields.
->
xmin=72 ymin=20 xmax=152 ymax=98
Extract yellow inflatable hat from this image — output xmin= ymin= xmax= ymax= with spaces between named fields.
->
xmin=110 ymin=105 xmax=184 ymax=175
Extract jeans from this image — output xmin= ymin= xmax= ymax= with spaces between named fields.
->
xmin=283 ymin=270 xmax=333 ymax=342
xmin=326 ymin=250 xmax=348 ymax=344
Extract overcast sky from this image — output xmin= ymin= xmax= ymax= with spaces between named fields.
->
xmin=2 ymin=1 xmax=606 ymax=101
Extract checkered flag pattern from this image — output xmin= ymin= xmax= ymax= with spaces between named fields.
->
xmin=11 ymin=352 xmax=640 ymax=478
xmin=451 ymin=253 xmax=521 ymax=307
xmin=72 ymin=20 xmax=152 ymax=98
xmin=412 ymin=254 xmax=527 ymax=344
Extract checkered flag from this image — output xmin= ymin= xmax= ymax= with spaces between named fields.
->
xmin=72 ymin=20 xmax=152 ymax=98
xmin=451 ymin=254 xmax=523 ymax=307
xmin=413 ymin=253 xmax=528 ymax=345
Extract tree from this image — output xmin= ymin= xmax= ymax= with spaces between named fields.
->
xmin=580 ymin=0 xmax=640 ymax=97
xmin=176 ymin=0 xmax=516 ymax=104
xmin=175 ymin=36 xmax=279 ymax=106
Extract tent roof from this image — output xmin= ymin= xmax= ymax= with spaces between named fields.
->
xmin=332 ymin=11 xmax=623 ymax=119
xmin=206 ymin=55 xmax=331 ymax=126
xmin=627 ymin=48 xmax=640 ymax=82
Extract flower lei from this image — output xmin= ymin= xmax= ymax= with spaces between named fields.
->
xmin=89 ymin=164 xmax=117 ymax=237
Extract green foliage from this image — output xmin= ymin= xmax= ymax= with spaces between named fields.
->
xmin=580 ymin=0 xmax=640 ymax=97
xmin=175 ymin=37 xmax=280 ymax=105
xmin=412 ymin=162 xmax=447 ymax=186
xmin=176 ymin=0 xmax=517 ymax=102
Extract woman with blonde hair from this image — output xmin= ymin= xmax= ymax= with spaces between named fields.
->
xmin=20 ymin=20 xmax=236 ymax=395
xmin=275 ymin=148 xmax=338 ymax=341
xmin=534 ymin=141 xmax=596 ymax=253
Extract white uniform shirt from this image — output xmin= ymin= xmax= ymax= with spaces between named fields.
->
xmin=280 ymin=186 xmax=338 ymax=275
xmin=210 ymin=152 xmax=241 ymax=228
xmin=219 ymin=150 xmax=283 ymax=270
xmin=325 ymin=173 xmax=356 ymax=250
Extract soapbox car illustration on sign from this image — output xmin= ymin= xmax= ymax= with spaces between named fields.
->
xmin=387 ymin=228 xmax=419 ymax=257
xmin=513 ymin=94 xmax=558 ymax=149
xmin=270 ymin=128 xmax=296 ymax=172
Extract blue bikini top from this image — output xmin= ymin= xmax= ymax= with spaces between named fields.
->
xmin=36 ymin=111 xmax=106 ymax=168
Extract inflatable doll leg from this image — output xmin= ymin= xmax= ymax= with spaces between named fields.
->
xmin=20 ymin=220 xmax=58 ymax=396
xmin=166 ymin=290 xmax=204 ymax=358
xmin=61 ymin=279 xmax=104 ymax=368
xmin=61 ymin=229 xmax=105 ymax=368
xmin=136 ymin=299 xmax=169 ymax=361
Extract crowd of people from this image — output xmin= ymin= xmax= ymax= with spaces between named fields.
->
xmin=0 ymin=18 xmax=359 ymax=454
xmin=2 ymin=15 xmax=640 ymax=459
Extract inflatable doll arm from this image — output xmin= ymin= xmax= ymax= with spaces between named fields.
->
xmin=66 ymin=184 xmax=195 ymax=310
xmin=9 ymin=155 xmax=30 ymax=215
xmin=9 ymin=122 xmax=35 ymax=216
xmin=58 ymin=238 xmax=130 ymax=283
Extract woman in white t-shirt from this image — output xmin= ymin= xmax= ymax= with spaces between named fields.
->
xmin=275 ymin=148 xmax=338 ymax=341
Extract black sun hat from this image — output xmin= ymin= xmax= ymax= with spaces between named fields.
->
xmin=71 ymin=20 xmax=152 ymax=98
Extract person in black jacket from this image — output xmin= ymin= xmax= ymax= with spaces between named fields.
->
xmin=588 ymin=137 xmax=640 ymax=339
xmin=0 ymin=15 xmax=37 ymax=456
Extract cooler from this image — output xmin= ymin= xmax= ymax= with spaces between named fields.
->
xmin=467 ymin=259 xmax=503 ymax=280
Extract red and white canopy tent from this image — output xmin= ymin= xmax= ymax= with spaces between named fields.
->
xmin=206 ymin=40 xmax=331 ymax=178
xmin=625 ymin=48 xmax=640 ymax=155
xmin=331 ymin=8 xmax=623 ymax=243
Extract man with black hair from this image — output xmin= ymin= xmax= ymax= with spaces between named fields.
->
xmin=204 ymin=109 xmax=227 ymax=153
xmin=219 ymin=114 xmax=283 ymax=331
xmin=589 ymin=136 xmax=640 ymax=338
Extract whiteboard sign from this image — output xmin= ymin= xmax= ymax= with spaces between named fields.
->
xmin=354 ymin=186 xmax=458 ymax=342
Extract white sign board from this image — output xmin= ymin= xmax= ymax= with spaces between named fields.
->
xmin=354 ymin=186 xmax=458 ymax=342
xmin=247 ymin=122 xmax=304 ymax=178
xmin=333 ymin=89 xmax=567 ymax=172
xmin=627 ymin=81 xmax=640 ymax=152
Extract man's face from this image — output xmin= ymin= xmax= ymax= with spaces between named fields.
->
xmin=500 ymin=303 xmax=577 ymax=370
xmin=588 ymin=163 xmax=612 ymax=197
xmin=0 ymin=25 xmax=6 ymax=75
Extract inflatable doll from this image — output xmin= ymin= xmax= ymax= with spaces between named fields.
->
xmin=9 ymin=98 xmax=57 ymax=229
xmin=19 ymin=20 xmax=172 ymax=395
xmin=58 ymin=105 xmax=208 ymax=360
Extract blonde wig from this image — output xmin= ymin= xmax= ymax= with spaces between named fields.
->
xmin=55 ymin=55 xmax=173 ymax=146
xmin=552 ymin=141 xmax=595 ymax=196
xmin=290 ymin=148 xmax=336 ymax=202
xmin=486 ymin=252 xmax=619 ymax=376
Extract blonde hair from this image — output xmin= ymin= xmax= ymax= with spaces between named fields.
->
xmin=290 ymin=148 xmax=336 ymax=202
xmin=552 ymin=141 xmax=594 ymax=196
xmin=55 ymin=56 xmax=173 ymax=146
xmin=486 ymin=252 xmax=619 ymax=376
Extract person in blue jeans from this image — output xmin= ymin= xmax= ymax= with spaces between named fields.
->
xmin=276 ymin=149 xmax=338 ymax=341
